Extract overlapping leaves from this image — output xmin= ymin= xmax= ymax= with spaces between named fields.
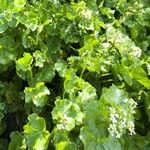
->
xmin=0 ymin=0 xmax=150 ymax=149
xmin=24 ymin=82 xmax=50 ymax=107
xmin=23 ymin=113 xmax=50 ymax=150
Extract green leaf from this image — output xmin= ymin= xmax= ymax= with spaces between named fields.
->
xmin=0 ymin=139 xmax=8 ymax=150
xmin=79 ymin=101 xmax=121 ymax=150
xmin=23 ymin=113 xmax=50 ymax=150
xmin=0 ymin=0 xmax=150 ymax=149
xmin=80 ymin=127 xmax=121 ymax=150
xmin=64 ymin=69 xmax=97 ymax=104
xmin=113 ymin=62 xmax=150 ymax=89
xmin=138 ymin=8 xmax=150 ymax=27
xmin=101 ymin=84 xmax=128 ymax=105
xmin=130 ymin=67 xmax=150 ymax=90
xmin=56 ymin=141 xmax=77 ymax=150
xmin=52 ymin=98 xmax=84 ymax=131
xmin=106 ymin=25 xmax=142 ymax=58
xmin=123 ymin=134 xmax=147 ymax=150
xmin=34 ymin=64 xmax=55 ymax=83
xmin=0 ymin=35 xmax=18 ymax=65
xmin=14 ymin=0 xmax=26 ymax=9
xmin=104 ymin=0 xmax=119 ymax=7
xmin=8 ymin=17 xmax=19 ymax=28
xmin=63 ymin=69 xmax=78 ymax=95
xmin=0 ymin=121 xmax=6 ymax=136
xmin=144 ymin=92 xmax=150 ymax=121
xmin=16 ymin=53 xmax=33 ymax=80
xmin=76 ymin=78 xmax=97 ymax=105
xmin=22 ymin=30 xmax=36 ymax=48
xmin=55 ymin=60 xmax=67 ymax=77
xmin=100 ymin=85 xmax=137 ymax=137
xmin=8 ymin=131 xmax=26 ymax=150
xmin=53 ymin=129 xmax=69 ymax=144
xmin=0 ymin=102 xmax=5 ymax=122
xmin=33 ymin=50 xmax=46 ymax=68
xmin=24 ymin=82 xmax=50 ymax=107
xmin=0 ymin=17 xmax=8 ymax=33
xmin=53 ymin=129 xmax=78 ymax=150
xmin=17 ymin=9 xmax=38 ymax=31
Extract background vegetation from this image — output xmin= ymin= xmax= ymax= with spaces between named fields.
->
xmin=0 ymin=0 xmax=150 ymax=149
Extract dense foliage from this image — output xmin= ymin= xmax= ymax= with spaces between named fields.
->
xmin=0 ymin=0 xmax=150 ymax=149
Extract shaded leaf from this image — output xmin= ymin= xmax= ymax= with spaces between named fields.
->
xmin=0 ymin=17 xmax=8 ymax=33
xmin=8 ymin=131 xmax=26 ymax=150
xmin=34 ymin=64 xmax=55 ymax=83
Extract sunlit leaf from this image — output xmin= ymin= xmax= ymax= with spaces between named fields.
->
xmin=14 ymin=0 xmax=26 ymax=9
xmin=24 ymin=82 xmax=50 ymax=107
xmin=16 ymin=53 xmax=33 ymax=80
xmin=52 ymin=98 xmax=84 ymax=131
xmin=23 ymin=113 xmax=50 ymax=150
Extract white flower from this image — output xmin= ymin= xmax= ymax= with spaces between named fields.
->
xmin=127 ymin=121 xmax=135 ymax=135
xmin=108 ymin=124 xmax=117 ymax=136
xmin=121 ymin=120 xmax=126 ymax=127
xmin=110 ymin=115 xmax=118 ymax=124
xmin=108 ymin=105 xmax=136 ymax=138
xmin=123 ymin=98 xmax=128 ymax=103
xmin=109 ymin=107 xmax=116 ymax=114
xmin=114 ymin=113 xmax=119 ymax=118
xmin=116 ymin=132 xmax=122 ymax=138
xmin=132 ymin=47 xmax=141 ymax=58
xmin=81 ymin=9 xmax=92 ymax=19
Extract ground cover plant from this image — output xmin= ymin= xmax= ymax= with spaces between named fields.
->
xmin=0 ymin=0 xmax=150 ymax=149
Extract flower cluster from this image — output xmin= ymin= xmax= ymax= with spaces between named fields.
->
xmin=81 ymin=9 xmax=92 ymax=20
xmin=108 ymin=98 xmax=137 ymax=138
